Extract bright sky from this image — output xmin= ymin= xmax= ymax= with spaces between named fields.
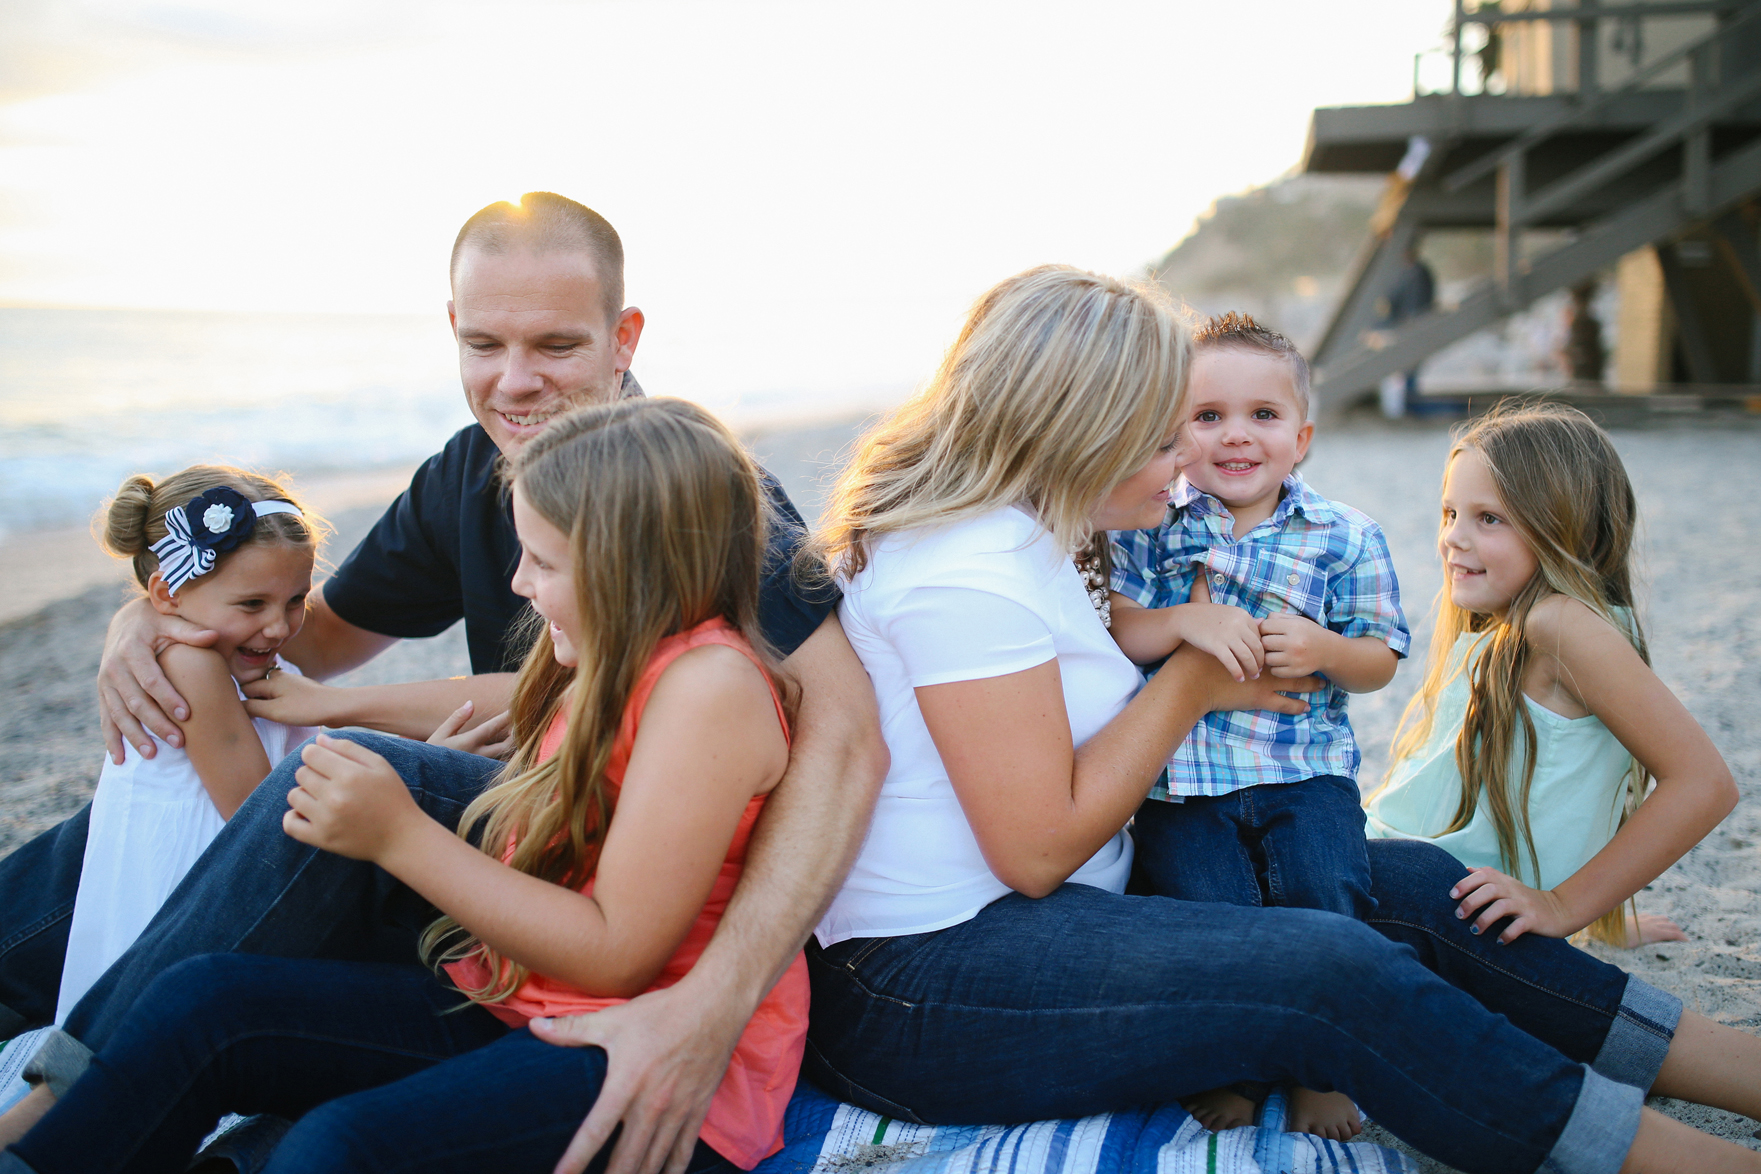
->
xmin=0 ymin=0 xmax=1453 ymax=408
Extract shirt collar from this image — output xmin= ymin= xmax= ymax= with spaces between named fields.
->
xmin=1172 ymin=473 xmax=1335 ymax=530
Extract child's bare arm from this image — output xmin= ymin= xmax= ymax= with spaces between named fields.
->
xmin=1109 ymin=593 xmax=1265 ymax=682
xmin=1452 ymin=597 xmax=1737 ymax=944
xmin=159 ymin=644 xmax=274 ymax=819
xmin=1259 ymin=614 xmax=1398 ymax=692
xmin=283 ymin=644 xmax=788 ymax=997
xmin=243 ymin=672 xmax=515 ymax=744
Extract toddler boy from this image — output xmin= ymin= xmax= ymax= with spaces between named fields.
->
xmin=1111 ymin=312 xmax=1409 ymax=917
xmin=1109 ymin=312 xmax=1410 ymax=1136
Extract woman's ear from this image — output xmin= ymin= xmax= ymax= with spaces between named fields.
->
xmin=145 ymin=573 xmax=179 ymax=617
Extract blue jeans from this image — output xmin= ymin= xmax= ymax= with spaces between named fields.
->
xmin=9 ymin=737 xmax=1681 ymax=1173
xmin=1131 ymin=775 xmax=1374 ymax=920
xmin=0 ymin=804 xmax=88 ymax=1038
xmin=1 ymin=954 xmax=734 ymax=1174
xmin=805 ymin=843 xmax=1679 ymax=1174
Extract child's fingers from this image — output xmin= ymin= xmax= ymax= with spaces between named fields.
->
xmin=315 ymin=733 xmax=394 ymax=770
xmin=1497 ymin=917 xmax=1532 ymax=945
xmin=281 ymin=806 xmax=316 ymax=843
xmin=1469 ymin=897 xmax=1517 ymax=937
xmin=428 ymin=701 xmax=473 ymax=744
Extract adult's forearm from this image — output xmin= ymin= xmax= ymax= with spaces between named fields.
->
xmin=279 ymin=587 xmax=399 ymax=681
xmin=685 ymin=616 xmax=886 ymax=1008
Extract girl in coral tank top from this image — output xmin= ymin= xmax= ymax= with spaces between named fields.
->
xmin=6 ymin=399 xmax=804 ymax=1174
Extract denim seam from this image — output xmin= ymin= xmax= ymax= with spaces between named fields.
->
xmin=804 ymin=1036 xmax=925 ymax=1124
xmin=0 ymin=898 xmax=76 ymax=956
xmin=1365 ymin=916 xmax=1610 ymax=1018
xmin=842 ymin=937 xmax=894 ymax=971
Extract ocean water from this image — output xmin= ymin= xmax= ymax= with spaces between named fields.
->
xmin=0 ymin=306 xmax=478 ymax=541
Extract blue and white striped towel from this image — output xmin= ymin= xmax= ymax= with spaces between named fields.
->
xmin=755 ymin=1084 xmax=1413 ymax=1174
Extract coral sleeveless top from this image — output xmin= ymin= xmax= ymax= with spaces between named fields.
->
xmin=444 ymin=617 xmax=807 ymax=1168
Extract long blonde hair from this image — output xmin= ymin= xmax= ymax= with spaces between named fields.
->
xmin=421 ymin=397 xmax=781 ymax=1004
xmin=1379 ymin=401 xmax=1647 ymax=944
xmin=812 ymin=265 xmax=1189 ymax=576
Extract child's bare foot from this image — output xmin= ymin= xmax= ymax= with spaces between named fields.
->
xmin=1286 ymin=1086 xmax=1361 ymax=1141
xmin=1181 ymin=1087 xmax=1257 ymax=1132
xmin=0 ymin=1084 xmax=57 ymax=1147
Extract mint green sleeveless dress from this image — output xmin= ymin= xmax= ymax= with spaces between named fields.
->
xmin=1364 ymin=624 xmax=1637 ymax=891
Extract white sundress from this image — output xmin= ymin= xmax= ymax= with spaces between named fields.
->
xmin=54 ymin=656 xmax=317 ymax=1024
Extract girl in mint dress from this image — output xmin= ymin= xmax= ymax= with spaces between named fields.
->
xmin=1365 ymin=404 xmax=1736 ymax=947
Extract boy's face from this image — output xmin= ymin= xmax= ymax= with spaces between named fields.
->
xmin=1180 ymin=347 xmax=1313 ymax=524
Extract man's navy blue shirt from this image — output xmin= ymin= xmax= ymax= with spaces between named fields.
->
xmin=324 ymin=424 xmax=838 ymax=673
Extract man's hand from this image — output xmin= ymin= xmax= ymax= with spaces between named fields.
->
xmin=99 ymin=596 xmax=218 ymax=763
xmin=1170 ymin=602 xmax=1264 ymax=683
xmin=242 ymin=669 xmax=343 ymax=728
xmin=1258 ymin=612 xmax=1333 ymax=679
xmin=531 ymin=976 xmax=749 ymax=1174
xmin=427 ymin=700 xmax=516 ymax=760
xmin=282 ymin=734 xmax=425 ymax=862
xmin=1450 ymin=866 xmax=1582 ymax=944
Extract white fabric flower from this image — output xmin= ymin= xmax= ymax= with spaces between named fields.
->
xmin=202 ymin=503 xmax=235 ymax=534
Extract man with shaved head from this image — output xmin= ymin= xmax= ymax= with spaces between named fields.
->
xmin=0 ymin=193 xmax=886 ymax=1174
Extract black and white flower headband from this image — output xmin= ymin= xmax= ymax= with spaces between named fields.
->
xmin=150 ymin=486 xmax=303 ymax=595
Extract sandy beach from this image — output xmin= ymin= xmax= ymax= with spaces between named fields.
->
xmin=2 ymin=408 xmax=1758 ymax=1166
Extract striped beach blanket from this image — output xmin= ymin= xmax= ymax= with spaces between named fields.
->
xmin=754 ymin=1084 xmax=1413 ymax=1174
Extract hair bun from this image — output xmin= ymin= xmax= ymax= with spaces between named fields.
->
xmin=102 ymin=474 xmax=159 ymax=558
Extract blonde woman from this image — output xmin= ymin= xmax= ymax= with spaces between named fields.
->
xmin=803 ymin=265 xmax=1761 ymax=1174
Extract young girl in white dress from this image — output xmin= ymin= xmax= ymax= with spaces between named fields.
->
xmin=1365 ymin=403 xmax=1737 ymax=948
xmin=54 ymin=467 xmax=324 ymax=1023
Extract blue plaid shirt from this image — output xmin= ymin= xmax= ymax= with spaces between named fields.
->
xmin=1111 ymin=474 xmax=1410 ymax=799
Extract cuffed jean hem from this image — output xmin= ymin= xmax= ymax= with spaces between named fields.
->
xmin=19 ymin=1030 xmax=89 ymax=1099
xmin=0 ymin=1004 xmax=24 ymax=1042
xmin=1593 ymin=974 xmax=1682 ymax=1090
xmin=1542 ymin=1067 xmax=1643 ymax=1174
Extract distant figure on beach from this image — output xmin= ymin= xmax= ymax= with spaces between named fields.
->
xmin=1366 ymin=402 xmax=1734 ymax=948
xmin=8 ymin=400 xmax=810 ymax=1173
xmin=1109 ymin=313 xmax=1408 ymax=1137
xmin=1374 ymin=242 xmax=1434 ymax=418
xmin=0 ymin=193 xmax=885 ymax=1172
xmin=1560 ymin=281 xmax=1607 ymax=383
xmin=55 ymin=468 xmax=323 ymax=1023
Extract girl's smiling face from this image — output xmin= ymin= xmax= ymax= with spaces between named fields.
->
xmin=150 ymin=543 xmax=314 ymax=683
xmin=1439 ymin=446 xmax=1540 ymax=614
xmin=509 ymin=482 xmax=582 ymax=667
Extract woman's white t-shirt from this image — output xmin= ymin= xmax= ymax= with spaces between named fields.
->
xmin=816 ymin=505 xmax=1140 ymax=947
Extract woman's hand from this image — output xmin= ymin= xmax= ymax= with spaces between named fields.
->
xmin=1167 ymin=644 xmax=1319 ymax=717
xmin=427 ymin=700 xmax=516 ymax=760
xmin=1170 ymin=602 xmax=1265 ymax=682
xmin=283 ymin=734 xmax=426 ymax=863
xmin=243 ymin=669 xmax=341 ymax=728
xmin=1450 ymin=867 xmax=1581 ymax=944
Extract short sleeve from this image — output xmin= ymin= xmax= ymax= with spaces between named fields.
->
xmin=884 ymin=586 xmax=1056 ymax=688
xmin=1109 ymin=527 xmax=1162 ymax=608
xmin=324 ymin=454 xmax=465 ymax=640
xmin=1328 ymin=522 xmax=1412 ymax=656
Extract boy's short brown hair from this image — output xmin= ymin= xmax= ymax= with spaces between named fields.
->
xmin=1192 ymin=312 xmax=1310 ymax=418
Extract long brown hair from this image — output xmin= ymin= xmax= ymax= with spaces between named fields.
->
xmin=421 ymin=397 xmax=781 ymax=1004
xmin=811 ymin=265 xmax=1189 ymax=577
xmin=1378 ymin=401 xmax=1647 ymax=943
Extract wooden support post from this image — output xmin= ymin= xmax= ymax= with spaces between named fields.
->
xmin=1655 ymin=242 xmax=1722 ymax=384
xmin=1495 ymin=153 xmax=1525 ymax=308
xmin=1577 ymin=16 xmax=1599 ymax=98
xmin=1685 ymin=44 xmax=1712 ymax=216
xmin=1712 ymin=211 xmax=1761 ymax=310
